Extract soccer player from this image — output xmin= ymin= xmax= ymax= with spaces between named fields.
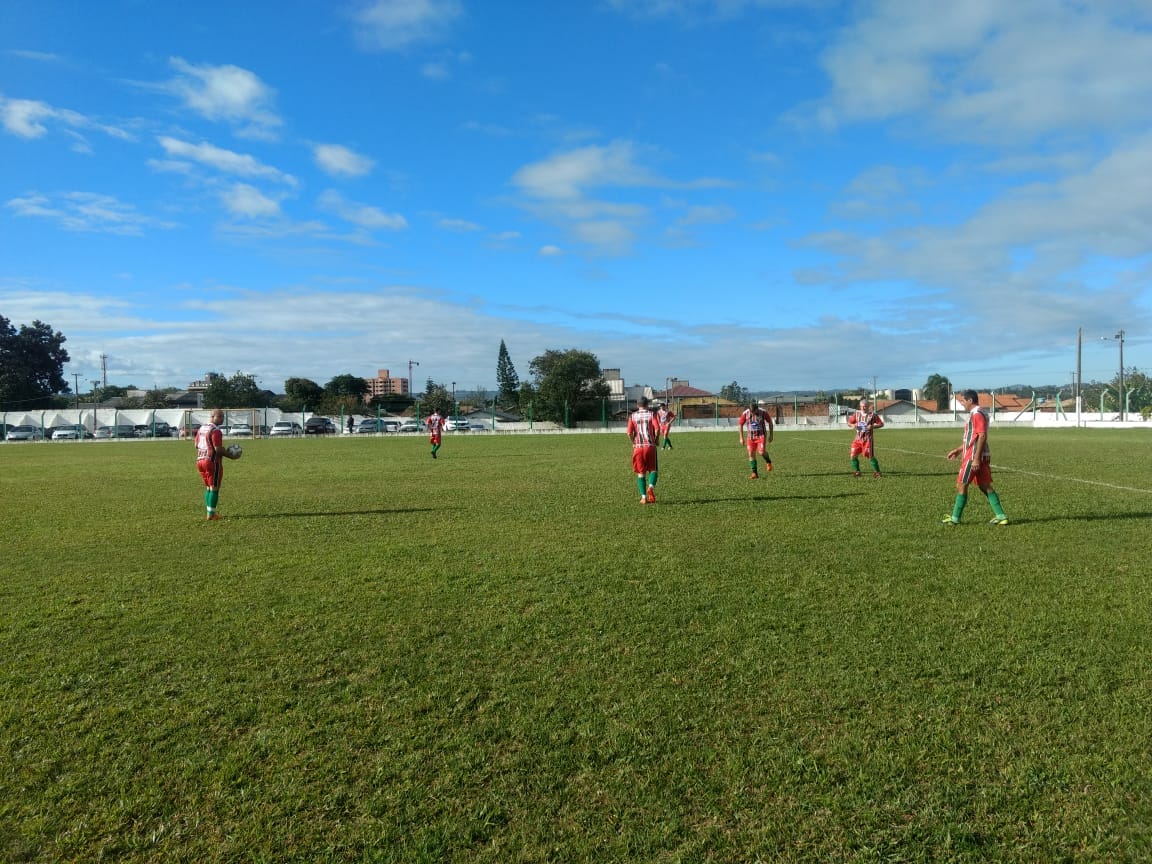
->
xmin=194 ymin=408 xmax=240 ymax=521
xmin=941 ymin=389 xmax=1009 ymax=526
xmin=738 ymin=400 xmax=774 ymax=479
xmin=627 ymin=396 xmax=660 ymax=504
xmin=655 ymin=402 xmax=676 ymax=450
xmin=425 ymin=409 xmax=446 ymax=459
xmin=847 ymin=397 xmax=884 ymax=477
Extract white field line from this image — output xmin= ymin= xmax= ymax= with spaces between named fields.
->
xmin=882 ymin=445 xmax=1152 ymax=495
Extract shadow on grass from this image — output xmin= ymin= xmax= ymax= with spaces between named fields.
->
xmin=228 ymin=507 xmax=441 ymax=519
xmin=665 ymin=492 xmax=867 ymax=506
xmin=1007 ymin=511 xmax=1152 ymax=526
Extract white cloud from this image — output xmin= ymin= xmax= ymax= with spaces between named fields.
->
xmin=157 ymin=136 xmax=296 ymax=185
xmin=318 ymin=189 xmax=408 ymax=230
xmin=513 ymin=141 xmax=657 ymax=199
xmin=814 ymin=0 xmax=1152 ymax=144
xmin=0 ymin=95 xmax=133 ymax=142
xmin=539 ymin=245 xmax=564 ymax=256
xmin=313 ymin=143 xmax=375 ymax=177
xmin=222 ymin=184 xmax=282 ymax=219
xmin=5 ymin=192 xmax=173 ymax=235
xmin=350 ymin=0 xmax=464 ymax=51
xmin=166 ymin=58 xmax=282 ymax=139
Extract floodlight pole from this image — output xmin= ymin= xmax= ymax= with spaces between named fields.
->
xmin=1117 ymin=329 xmax=1125 ymax=422
xmin=408 ymin=359 xmax=419 ymax=397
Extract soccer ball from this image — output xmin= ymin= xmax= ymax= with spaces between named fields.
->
xmin=227 ymin=444 xmax=243 ymax=459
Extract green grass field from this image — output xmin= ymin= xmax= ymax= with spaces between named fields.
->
xmin=3 ymin=428 xmax=1151 ymax=863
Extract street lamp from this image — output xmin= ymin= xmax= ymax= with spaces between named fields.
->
xmin=408 ymin=359 xmax=419 ymax=396
xmin=1102 ymin=330 xmax=1125 ymax=421
xmin=452 ymin=382 xmax=457 ymax=421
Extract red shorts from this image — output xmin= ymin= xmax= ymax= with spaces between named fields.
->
xmin=850 ymin=439 xmax=873 ymax=459
xmin=745 ymin=436 xmax=767 ymax=457
xmin=197 ymin=458 xmax=222 ymax=489
xmin=958 ymin=457 xmax=992 ymax=488
xmin=429 ymin=433 xmax=442 ymax=445
xmin=632 ymin=445 xmax=657 ymax=474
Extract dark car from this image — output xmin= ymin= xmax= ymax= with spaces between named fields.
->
xmin=356 ymin=418 xmax=400 ymax=434
xmin=304 ymin=416 xmax=337 ymax=435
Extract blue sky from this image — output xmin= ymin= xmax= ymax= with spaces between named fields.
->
xmin=2 ymin=0 xmax=1150 ymax=396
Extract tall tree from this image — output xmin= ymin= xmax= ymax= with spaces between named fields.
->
xmin=528 ymin=348 xmax=610 ymax=426
xmin=203 ymin=371 xmax=266 ymax=408
xmin=421 ymin=378 xmax=452 ymax=416
xmin=496 ymin=339 xmax=520 ymax=407
xmin=282 ymin=377 xmax=325 ymax=411
xmin=0 ymin=316 xmax=70 ymax=410
xmin=325 ymin=374 xmax=369 ymax=402
xmin=719 ymin=381 xmax=750 ymax=404
xmin=922 ymin=373 xmax=952 ymax=411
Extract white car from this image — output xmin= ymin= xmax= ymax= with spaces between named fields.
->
xmin=268 ymin=421 xmax=302 ymax=437
xmin=226 ymin=423 xmax=253 ymax=437
xmin=398 ymin=421 xmax=421 ymax=433
xmin=52 ymin=426 xmax=84 ymax=440
xmin=444 ymin=418 xmax=470 ymax=432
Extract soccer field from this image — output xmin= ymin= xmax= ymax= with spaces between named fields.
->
xmin=3 ymin=429 xmax=1151 ymax=862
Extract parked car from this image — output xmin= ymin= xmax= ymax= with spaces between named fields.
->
xmin=94 ymin=424 xmax=137 ymax=439
xmin=358 ymin=418 xmax=401 ymax=433
xmin=304 ymin=416 xmax=337 ymax=435
xmin=225 ymin=423 xmax=253 ymax=437
xmin=444 ymin=418 xmax=470 ymax=432
xmin=269 ymin=420 xmax=302 ymax=437
xmin=134 ymin=421 xmax=172 ymax=438
xmin=6 ymin=425 xmax=45 ymax=441
xmin=52 ymin=426 xmax=89 ymax=440
xmin=398 ymin=420 xmax=421 ymax=433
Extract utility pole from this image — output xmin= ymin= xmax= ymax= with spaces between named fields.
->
xmin=100 ymin=353 xmax=108 ymax=389
xmin=1117 ymin=329 xmax=1125 ymax=422
xmin=408 ymin=359 xmax=419 ymax=396
xmin=72 ymin=372 xmax=80 ymax=410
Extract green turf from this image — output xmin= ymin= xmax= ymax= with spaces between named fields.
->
xmin=3 ymin=428 xmax=1151 ymax=862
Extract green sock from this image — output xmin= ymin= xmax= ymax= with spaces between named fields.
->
xmin=870 ymin=458 xmax=880 ymax=472
xmin=749 ymin=459 xmax=757 ymax=472
xmin=851 ymin=458 xmax=860 ymax=472
xmin=204 ymin=489 xmax=212 ymax=510
xmin=952 ymin=493 xmax=967 ymax=522
xmin=987 ymin=490 xmax=1006 ymax=519
xmin=647 ymin=471 xmax=658 ymax=488
xmin=208 ymin=489 xmax=219 ymax=510
xmin=636 ymin=476 xmax=647 ymax=497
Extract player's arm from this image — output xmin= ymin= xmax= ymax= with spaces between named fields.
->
xmin=765 ymin=411 xmax=774 ymax=442
xmin=872 ymin=414 xmax=884 ymax=429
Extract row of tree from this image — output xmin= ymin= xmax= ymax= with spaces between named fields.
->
xmin=3 ymin=315 xmax=1148 ymax=421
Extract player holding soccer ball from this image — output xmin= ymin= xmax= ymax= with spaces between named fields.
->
xmin=194 ymin=408 xmax=241 ymax=521
xmin=847 ymin=397 xmax=884 ymax=478
xmin=738 ymin=400 xmax=774 ymax=479
xmin=627 ymin=396 xmax=660 ymax=503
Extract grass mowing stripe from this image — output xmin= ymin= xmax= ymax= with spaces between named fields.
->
xmin=2 ymin=429 xmax=1151 ymax=862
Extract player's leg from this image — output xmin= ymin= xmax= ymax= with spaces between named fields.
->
xmin=978 ymin=468 xmax=1007 ymax=522
xmin=645 ymin=449 xmax=658 ymax=502
xmin=948 ymin=466 xmax=972 ymax=523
